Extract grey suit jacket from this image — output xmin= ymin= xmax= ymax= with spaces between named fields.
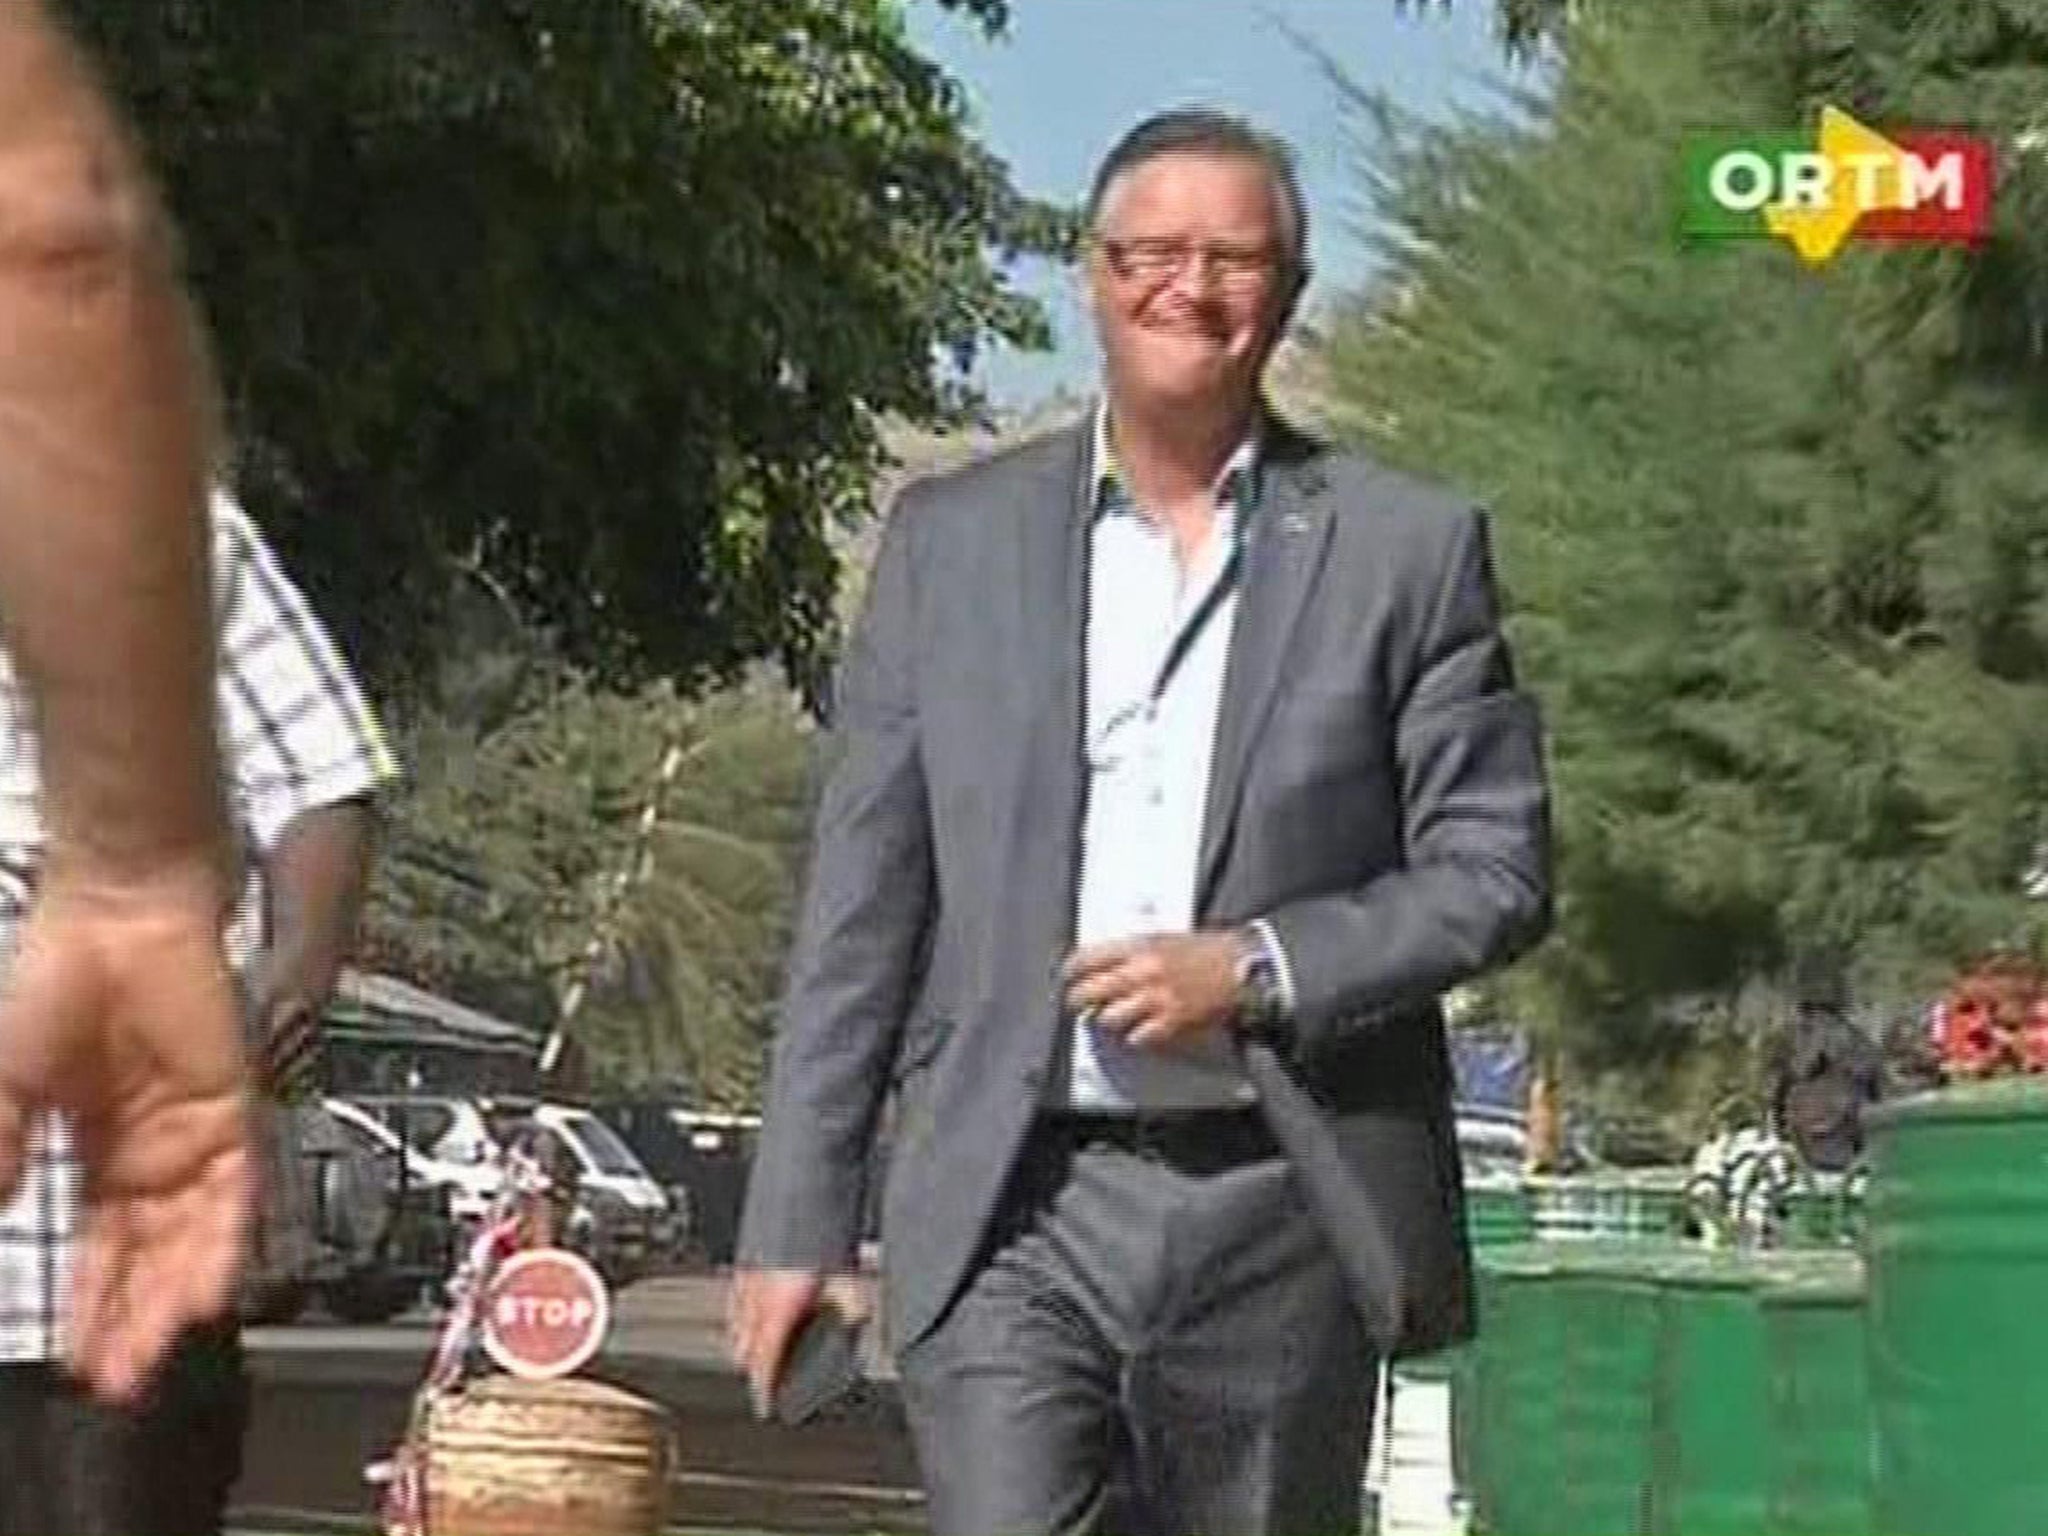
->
xmin=738 ymin=415 xmax=1552 ymax=1360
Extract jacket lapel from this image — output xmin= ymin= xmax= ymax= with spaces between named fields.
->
xmin=1004 ymin=422 xmax=1093 ymax=960
xmin=1195 ymin=428 xmax=1334 ymax=911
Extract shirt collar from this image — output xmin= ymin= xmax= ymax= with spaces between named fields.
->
xmin=1089 ymin=398 xmax=1263 ymax=523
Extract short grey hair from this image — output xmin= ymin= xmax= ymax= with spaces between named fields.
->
xmin=1086 ymin=108 xmax=1310 ymax=278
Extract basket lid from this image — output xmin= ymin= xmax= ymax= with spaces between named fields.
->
xmin=432 ymin=1372 xmax=670 ymax=1426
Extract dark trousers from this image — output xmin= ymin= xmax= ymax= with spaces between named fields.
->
xmin=0 ymin=1321 xmax=247 ymax=1536
xmin=897 ymin=1112 xmax=1378 ymax=1536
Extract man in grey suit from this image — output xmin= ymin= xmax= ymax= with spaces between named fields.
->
xmin=732 ymin=108 xmax=1551 ymax=1536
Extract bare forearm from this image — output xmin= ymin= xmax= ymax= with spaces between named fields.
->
xmin=0 ymin=2 xmax=227 ymax=888
xmin=262 ymin=800 xmax=376 ymax=1010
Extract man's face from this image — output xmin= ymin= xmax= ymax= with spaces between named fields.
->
xmin=1087 ymin=150 xmax=1298 ymax=414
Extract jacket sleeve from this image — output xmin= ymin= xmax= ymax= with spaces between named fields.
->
xmin=1259 ymin=507 xmax=1552 ymax=1060
xmin=736 ymin=490 xmax=935 ymax=1271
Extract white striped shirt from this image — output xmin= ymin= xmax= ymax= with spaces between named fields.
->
xmin=0 ymin=491 xmax=398 ymax=1359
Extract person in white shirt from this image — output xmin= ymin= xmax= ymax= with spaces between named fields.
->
xmin=0 ymin=493 xmax=399 ymax=1535
xmin=0 ymin=0 xmax=260 ymax=1412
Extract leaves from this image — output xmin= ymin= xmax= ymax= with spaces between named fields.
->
xmin=1332 ymin=2 xmax=2048 ymax=1069
xmin=363 ymin=656 xmax=814 ymax=1098
xmin=61 ymin=0 xmax=1071 ymax=700
xmin=48 ymin=0 xmax=1070 ymax=1095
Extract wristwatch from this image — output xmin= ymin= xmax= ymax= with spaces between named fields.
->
xmin=1231 ymin=926 xmax=1290 ymax=1045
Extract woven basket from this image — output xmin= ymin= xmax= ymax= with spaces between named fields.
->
xmin=407 ymin=1375 xmax=672 ymax=1536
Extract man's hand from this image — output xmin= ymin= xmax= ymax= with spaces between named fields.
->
xmin=0 ymin=864 xmax=254 ymax=1404
xmin=245 ymin=949 xmax=322 ymax=1102
xmin=727 ymin=1266 xmax=870 ymax=1420
xmin=256 ymin=996 xmax=319 ymax=1102
xmin=1063 ymin=930 xmax=1247 ymax=1051
xmin=246 ymin=799 xmax=375 ymax=1103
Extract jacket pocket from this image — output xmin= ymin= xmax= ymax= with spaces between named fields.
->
xmin=892 ymin=1014 xmax=951 ymax=1091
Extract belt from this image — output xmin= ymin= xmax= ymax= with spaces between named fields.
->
xmin=1034 ymin=1103 xmax=1279 ymax=1170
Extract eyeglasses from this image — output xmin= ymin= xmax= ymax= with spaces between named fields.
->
xmin=1094 ymin=234 xmax=1284 ymax=289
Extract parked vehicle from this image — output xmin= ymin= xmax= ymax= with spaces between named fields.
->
xmin=531 ymin=1103 xmax=677 ymax=1285
xmin=349 ymin=1093 xmax=501 ymax=1169
xmin=1455 ymin=1109 xmax=1529 ymax=1182
xmin=346 ymin=1092 xmax=679 ymax=1287
xmin=240 ymin=1101 xmax=455 ymax=1325
xmin=331 ymin=1136 xmax=454 ymax=1325
xmin=596 ymin=1102 xmax=755 ymax=1266
xmin=326 ymin=1096 xmax=501 ymax=1226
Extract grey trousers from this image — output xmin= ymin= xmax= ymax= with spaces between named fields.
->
xmin=897 ymin=1116 xmax=1378 ymax=1536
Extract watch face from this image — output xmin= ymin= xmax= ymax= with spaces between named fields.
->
xmin=1237 ymin=950 xmax=1281 ymax=1031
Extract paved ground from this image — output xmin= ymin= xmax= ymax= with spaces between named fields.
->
xmin=239 ymin=1273 xmax=921 ymax=1535
xmin=256 ymin=1271 xmax=747 ymax=1361
xmin=252 ymin=1271 xmax=897 ymax=1372
xmin=241 ymin=1274 xmax=1461 ymax=1535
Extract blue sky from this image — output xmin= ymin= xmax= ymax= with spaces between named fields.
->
xmin=906 ymin=0 xmax=1522 ymax=406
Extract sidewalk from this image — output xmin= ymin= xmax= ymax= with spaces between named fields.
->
xmin=238 ymin=1275 xmax=1464 ymax=1536
xmin=1371 ymin=1370 xmax=1465 ymax=1536
xmin=237 ymin=1274 xmax=921 ymax=1535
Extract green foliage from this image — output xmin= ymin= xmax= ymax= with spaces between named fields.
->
xmin=60 ymin=0 xmax=1070 ymax=698
xmin=363 ymin=652 xmax=814 ymax=1099
xmin=1328 ymin=4 xmax=2048 ymax=1068
xmin=599 ymin=687 xmax=816 ymax=1106
xmin=1400 ymin=0 xmax=1578 ymax=57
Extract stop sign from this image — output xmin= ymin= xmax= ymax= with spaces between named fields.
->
xmin=482 ymin=1248 xmax=612 ymax=1380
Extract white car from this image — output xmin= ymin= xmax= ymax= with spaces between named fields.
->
xmin=533 ymin=1104 xmax=669 ymax=1213
xmin=348 ymin=1093 xmax=500 ymax=1169
xmin=531 ymin=1103 xmax=676 ymax=1282
xmin=342 ymin=1093 xmax=677 ymax=1282
xmin=326 ymin=1096 xmax=501 ymax=1225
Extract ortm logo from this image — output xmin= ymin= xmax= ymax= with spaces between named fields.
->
xmin=1681 ymin=106 xmax=1994 ymax=266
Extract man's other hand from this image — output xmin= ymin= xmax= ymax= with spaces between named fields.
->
xmin=1063 ymin=930 xmax=1245 ymax=1051
xmin=0 ymin=863 xmax=254 ymax=1404
xmin=246 ymin=949 xmax=321 ymax=1102
xmin=728 ymin=1266 xmax=871 ymax=1420
xmin=257 ymin=996 xmax=319 ymax=1102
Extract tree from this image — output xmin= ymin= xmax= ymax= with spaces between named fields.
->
xmin=363 ymin=651 xmax=815 ymax=1096
xmin=594 ymin=683 xmax=817 ymax=1105
xmin=1398 ymin=0 xmax=1578 ymax=56
xmin=56 ymin=2 xmax=1073 ymax=1095
xmin=1324 ymin=1 xmax=2048 ymax=1101
xmin=61 ymin=0 xmax=1069 ymax=699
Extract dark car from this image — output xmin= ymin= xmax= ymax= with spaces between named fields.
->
xmin=597 ymin=1099 xmax=892 ymax=1267
xmin=242 ymin=1102 xmax=455 ymax=1325
xmin=597 ymin=1101 xmax=761 ymax=1267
